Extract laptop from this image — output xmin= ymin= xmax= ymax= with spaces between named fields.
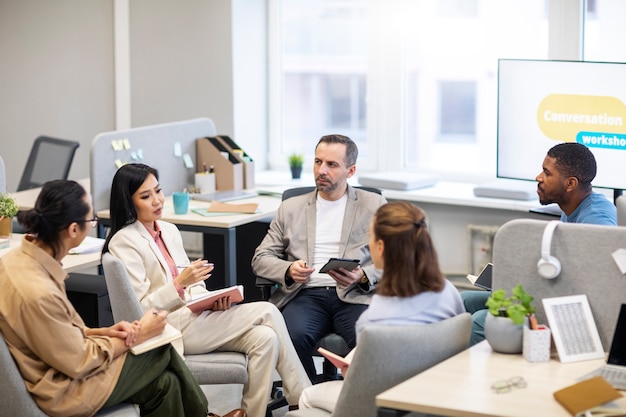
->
xmin=466 ymin=263 xmax=492 ymax=291
xmin=580 ymin=304 xmax=626 ymax=390
xmin=191 ymin=190 xmax=258 ymax=203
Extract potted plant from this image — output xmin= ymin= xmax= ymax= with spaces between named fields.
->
xmin=484 ymin=284 xmax=536 ymax=353
xmin=288 ymin=153 xmax=304 ymax=179
xmin=0 ymin=193 xmax=19 ymax=238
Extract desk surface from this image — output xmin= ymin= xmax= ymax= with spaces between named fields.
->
xmin=376 ymin=341 xmax=624 ymax=417
xmin=97 ymin=194 xmax=281 ymax=228
xmin=0 ymin=234 xmax=102 ymax=273
xmin=11 ymin=178 xmax=91 ymax=211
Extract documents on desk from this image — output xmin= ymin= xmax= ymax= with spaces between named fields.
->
xmin=68 ymin=236 xmax=105 ymax=254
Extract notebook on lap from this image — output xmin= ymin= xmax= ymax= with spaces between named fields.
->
xmin=466 ymin=263 xmax=492 ymax=291
xmin=580 ymin=304 xmax=626 ymax=390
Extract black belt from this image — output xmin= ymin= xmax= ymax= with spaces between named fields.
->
xmin=303 ymin=286 xmax=335 ymax=291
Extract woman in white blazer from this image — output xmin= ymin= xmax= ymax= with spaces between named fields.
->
xmin=102 ymin=163 xmax=310 ymax=417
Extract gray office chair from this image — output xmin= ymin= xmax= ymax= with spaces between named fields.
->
xmin=287 ymin=313 xmax=472 ymax=417
xmin=256 ymin=185 xmax=382 ymax=380
xmin=18 ymin=135 xmax=80 ymax=191
xmin=101 ymin=253 xmax=249 ymax=386
xmin=0 ymin=330 xmax=139 ymax=417
xmin=617 ymin=194 xmax=626 ymax=226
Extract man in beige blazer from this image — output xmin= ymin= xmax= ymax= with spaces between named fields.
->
xmin=252 ymin=134 xmax=386 ymax=382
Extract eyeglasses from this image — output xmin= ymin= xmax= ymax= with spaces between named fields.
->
xmin=76 ymin=217 xmax=98 ymax=228
xmin=491 ymin=376 xmax=527 ymax=394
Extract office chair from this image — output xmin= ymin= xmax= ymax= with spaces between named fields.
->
xmin=256 ymin=185 xmax=382 ymax=384
xmin=18 ymin=135 xmax=80 ymax=191
xmin=617 ymin=194 xmax=626 ymax=227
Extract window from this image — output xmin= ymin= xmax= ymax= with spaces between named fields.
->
xmin=270 ymin=0 xmax=593 ymax=179
xmin=439 ymin=81 xmax=476 ymax=140
xmin=584 ymin=0 xmax=626 ymax=62
xmin=271 ymin=0 xmax=368 ymax=167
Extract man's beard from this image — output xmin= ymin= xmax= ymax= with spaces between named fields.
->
xmin=315 ymin=176 xmax=338 ymax=193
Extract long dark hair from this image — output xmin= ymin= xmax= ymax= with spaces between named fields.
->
xmin=18 ymin=180 xmax=90 ymax=258
xmin=374 ymin=201 xmax=444 ymax=297
xmin=102 ymin=163 xmax=158 ymax=253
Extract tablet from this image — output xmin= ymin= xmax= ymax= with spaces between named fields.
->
xmin=319 ymin=258 xmax=360 ymax=273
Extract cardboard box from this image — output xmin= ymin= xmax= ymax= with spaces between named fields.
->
xmin=212 ymin=136 xmax=255 ymax=189
xmin=196 ymin=137 xmax=244 ymax=191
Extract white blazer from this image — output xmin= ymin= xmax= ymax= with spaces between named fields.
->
xmin=108 ymin=220 xmax=207 ymax=353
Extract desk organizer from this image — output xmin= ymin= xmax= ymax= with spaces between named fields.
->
xmin=196 ymin=137 xmax=244 ymax=191
xmin=523 ymin=325 xmax=551 ymax=362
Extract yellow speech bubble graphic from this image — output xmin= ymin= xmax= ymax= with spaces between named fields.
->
xmin=537 ymin=94 xmax=626 ymax=142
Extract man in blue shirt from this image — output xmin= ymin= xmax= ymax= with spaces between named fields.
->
xmin=537 ymin=142 xmax=616 ymax=225
xmin=464 ymin=142 xmax=616 ymax=345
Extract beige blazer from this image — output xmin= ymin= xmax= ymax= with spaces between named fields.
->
xmin=251 ymin=185 xmax=386 ymax=309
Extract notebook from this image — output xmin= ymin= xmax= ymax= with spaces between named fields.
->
xmin=580 ymin=304 xmax=626 ymax=390
xmin=466 ymin=263 xmax=492 ymax=291
xmin=191 ymin=190 xmax=258 ymax=202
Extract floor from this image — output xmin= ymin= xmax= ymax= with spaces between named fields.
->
xmin=202 ymin=357 xmax=326 ymax=417
xmin=203 ymin=384 xmax=289 ymax=417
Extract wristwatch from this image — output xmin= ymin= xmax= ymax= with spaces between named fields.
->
xmin=359 ymin=271 xmax=369 ymax=285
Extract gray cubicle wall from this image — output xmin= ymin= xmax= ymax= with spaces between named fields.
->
xmin=90 ymin=118 xmax=217 ymax=212
xmin=493 ymin=219 xmax=626 ymax=350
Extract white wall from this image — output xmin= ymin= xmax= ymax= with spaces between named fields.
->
xmin=0 ymin=0 xmax=267 ymax=193
xmin=0 ymin=0 xmax=115 ymax=192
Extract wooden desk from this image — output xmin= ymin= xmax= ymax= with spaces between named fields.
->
xmin=376 ymin=341 xmax=624 ymax=417
xmin=97 ymin=194 xmax=281 ymax=288
xmin=11 ymin=178 xmax=91 ymax=211
xmin=0 ymin=234 xmax=102 ymax=273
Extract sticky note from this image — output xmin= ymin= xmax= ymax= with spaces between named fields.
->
xmin=123 ymin=138 xmax=131 ymax=149
xmin=111 ymin=140 xmax=123 ymax=151
xmin=174 ymin=142 xmax=182 ymax=157
xmin=183 ymin=153 xmax=194 ymax=168
xmin=612 ymin=249 xmax=626 ymax=275
xmin=115 ymin=159 xmax=125 ymax=169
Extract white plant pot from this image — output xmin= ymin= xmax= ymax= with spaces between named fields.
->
xmin=485 ymin=314 xmax=523 ymax=354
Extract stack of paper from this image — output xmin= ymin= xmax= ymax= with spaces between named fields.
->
xmin=69 ymin=236 xmax=105 ymax=254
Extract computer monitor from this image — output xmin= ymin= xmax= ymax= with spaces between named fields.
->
xmin=497 ymin=59 xmax=626 ymax=199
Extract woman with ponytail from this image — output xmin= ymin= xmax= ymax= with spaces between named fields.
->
xmin=298 ymin=201 xmax=465 ymax=412
xmin=0 ymin=180 xmax=243 ymax=417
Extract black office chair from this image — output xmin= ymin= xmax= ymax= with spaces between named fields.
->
xmin=14 ymin=136 xmax=80 ymax=234
xmin=17 ymin=135 xmax=80 ymax=191
xmin=256 ymin=185 xmax=382 ymax=386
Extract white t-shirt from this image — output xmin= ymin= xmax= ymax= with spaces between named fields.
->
xmin=306 ymin=192 xmax=348 ymax=287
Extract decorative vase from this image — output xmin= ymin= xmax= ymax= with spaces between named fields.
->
xmin=290 ymin=166 xmax=302 ymax=179
xmin=485 ymin=314 xmax=523 ymax=354
xmin=0 ymin=216 xmax=12 ymax=238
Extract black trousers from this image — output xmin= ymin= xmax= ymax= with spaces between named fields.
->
xmin=281 ymin=288 xmax=368 ymax=383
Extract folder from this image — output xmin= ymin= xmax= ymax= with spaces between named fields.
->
xmin=553 ymin=376 xmax=624 ymax=417
xmin=196 ymin=137 xmax=244 ymax=191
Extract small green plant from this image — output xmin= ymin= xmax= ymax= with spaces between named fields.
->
xmin=288 ymin=153 xmax=304 ymax=169
xmin=0 ymin=193 xmax=18 ymax=220
xmin=485 ymin=284 xmax=536 ymax=325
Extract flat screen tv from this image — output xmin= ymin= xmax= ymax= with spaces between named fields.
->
xmin=497 ymin=59 xmax=626 ymax=195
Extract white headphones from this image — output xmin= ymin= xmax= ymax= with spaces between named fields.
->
xmin=537 ymin=220 xmax=561 ymax=279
